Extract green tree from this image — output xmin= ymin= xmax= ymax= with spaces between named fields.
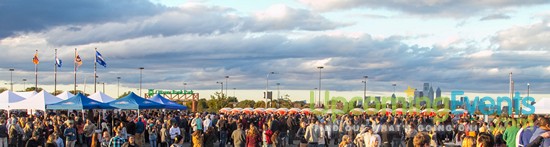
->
xmin=196 ymin=98 xmax=208 ymax=112
xmin=118 ymin=91 xmax=131 ymax=98
xmin=0 ymin=87 xmax=7 ymax=93
xmin=51 ymin=90 xmax=63 ymax=96
xmin=237 ymin=100 xmax=255 ymax=108
xmin=254 ymin=101 xmax=266 ymax=108
xmin=24 ymin=87 xmax=43 ymax=92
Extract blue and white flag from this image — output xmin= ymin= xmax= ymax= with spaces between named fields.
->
xmin=96 ymin=51 xmax=106 ymax=67
xmin=55 ymin=57 xmax=62 ymax=67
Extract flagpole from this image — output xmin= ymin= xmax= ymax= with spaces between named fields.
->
xmin=54 ymin=49 xmax=57 ymax=94
xmin=35 ymin=50 xmax=38 ymax=92
xmin=94 ymin=48 xmax=97 ymax=93
xmin=74 ymin=48 xmax=77 ymax=93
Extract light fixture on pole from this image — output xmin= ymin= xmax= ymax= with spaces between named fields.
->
xmin=139 ymin=67 xmax=144 ymax=97
xmin=317 ymin=66 xmax=324 ymax=108
xmin=265 ymin=72 xmax=276 ymax=108
xmin=9 ymin=68 xmax=14 ymax=91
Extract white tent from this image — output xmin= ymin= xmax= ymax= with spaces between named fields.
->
xmin=533 ymin=98 xmax=550 ymax=114
xmin=0 ymin=91 xmax=26 ymax=110
xmin=89 ymin=91 xmax=115 ymax=103
xmin=56 ymin=91 xmax=75 ymax=100
xmin=14 ymin=91 xmax=37 ymax=98
xmin=10 ymin=90 xmax=64 ymax=111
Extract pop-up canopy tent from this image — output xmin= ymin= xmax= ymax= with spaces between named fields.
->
xmin=148 ymin=94 xmax=187 ymax=110
xmin=14 ymin=91 xmax=37 ymax=99
xmin=56 ymin=91 xmax=75 ymax=100
xmin=533 ymin=98 xmax=550 ymax=114
xmin=10 ymin=90 xmax=64 ymax=111
xmin=89 ymin=92 xmax=116 ymax=103
xmin=106 ymin=92 xmax=164 ymax=109
xmin=0 ymin=91 xmax=26 ymax=110
xmin=46 ymin=93 xmax=112 ymax=110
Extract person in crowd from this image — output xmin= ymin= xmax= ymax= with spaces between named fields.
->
xmin=413 ymin=132 xmax=430 ymax=147
xmin=148 ymin=122 xmax=158 ymax=147
xmin=109 ymin=128 xmax=127 ymax=147
xmin=191 ymin=113 xmax=204 ymax=132
xmin=477 ymin=132 xmax=494 ymax=147
xmin=191 ymin=130 xmax=203 ymax=147
xmin=83 ymin=119 xmax=95 ymax=147
xmin=90 ymin=132 xmax=100 ymax=147
xmin=204 ymin=127 xmax=217 ymax=147
xmin=170 ymin=135 xmax=184 ymax=147
xmin=160 ymin=123 xmax=170 ymax=147
xmin=304 ymin=118 xmax=320 ymax=147
xmin=126 ymin=117 xmax=137 ymax=141
xmin=169 ymin=124 xmax=181 ymax=144
xmin=462 ymin=136 xmax=475 ymax=147
xmin=25 ymin=131 xmax=40 ymax=147
xmin=339 ymin=135 xmax=354 ymax=147
xmin=530 ymin=117 xmax=550 ymax=147
xmin=135 ymin=117 xmax=146 ymax=146
xmin=519 ymin=115 xmax=538 ymax=146
xmin=264 ymin=124 xmax=273 ymax=147
xmin=503 ymin=120 xmax=519 ymax=147
xmin=232 ymin=124 xmax=246 ymax=147
xmin=122 ymin=136 xmax=138 ymax=147
xmin=63 ymin=121 xmax=77 ymax=147
xmin=45 ymin=134 xmax=57 ymax=147
xmin=101 ymin=131 xmax=110 ymax=147
xmin=217 ymin=115 xmax=228 ymax=147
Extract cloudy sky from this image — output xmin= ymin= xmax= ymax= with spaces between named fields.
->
xmin=1 ymin=0 xmax=550 ymax=101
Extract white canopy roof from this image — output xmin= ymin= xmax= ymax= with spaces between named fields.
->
xmin=14 ymin=91 xmax=37 ymax=98
xmin=89 ymin=91 xmax=115 ymax=103
xmin=56 ymin=91 xmax=75 ymax=100
xmin=533 ymin=98 xmax=550 ymax=114
xmin=0 ymin=91 xmax=26 ymax=109
xmin=10 ymin=90 xmax=64 ymax=111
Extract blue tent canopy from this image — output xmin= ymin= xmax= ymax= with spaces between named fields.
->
xmin=148 ymin=94 xmax=188 ymax=110
xmin=107 ymin=92 xmax=165 ymax=109
xmin=46 ymin=93 xmax=112 ymax=110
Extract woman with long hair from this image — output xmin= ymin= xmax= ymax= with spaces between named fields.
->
xmin=90 ymin=132 xmax=100 ymax=147
xmin=45 ymin=134 xmax=57 ymax=147
xmin=246 ymin=124 xmax=260 ymax=147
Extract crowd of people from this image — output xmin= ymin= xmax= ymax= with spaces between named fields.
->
xmin=1 ymin=109 xmax=550 ymax=147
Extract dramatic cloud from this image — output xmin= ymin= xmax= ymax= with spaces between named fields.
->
xmin=37 ymin=4 xmax=344 ymax=46
xmin=491 ymin=19 xmax=550 ymax=51
xmin=298 ymin=0 xmax=550 ymax=17
xmin=0 ymin=0 xmax=166 ymax=39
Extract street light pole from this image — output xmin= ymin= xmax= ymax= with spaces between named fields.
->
xmin=265 ymin=72 xmax=275 ymax=108
xmin=362 ymin=76 xmax=368 ymax=103
xmin=117 ymin=77 xmax=121 ymax=97
xmin=317 ymin=66 xmax=324 ymax=108
xmin=9 ymin=68 xmax=14 ymax=91
xmin=277 ymin=83 xmax=280 ymax=100
xmin=216 ymin=82 xmax=223 ymax=96
xmin=102 ymin=82 xmax=105 ymax=93
xmin=183 ymin=82 xmax=187 ymax=94
xmin=527 ymin=83 xmax=530 ymax=97
xmin=233 ymin=88 xmax=236 ymax=97
xmin=22 ymin=79 xmax=27 ymax=90
xmin=393 ymin=83 xmax=397 ymax=95
xmin=139 ymin=67 xmax=144 ymax=97
xmin=225 ymin=76 xmax=229 ymax=97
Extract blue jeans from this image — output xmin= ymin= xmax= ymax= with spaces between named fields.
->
xmin=219 ymin=131 xmax=227 ymax=147
xmin=149 ymin=138 xmax=157 ymax=147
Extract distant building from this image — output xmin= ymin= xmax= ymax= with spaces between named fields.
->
xmin=436 ymin=87 xmax=441 ymax=98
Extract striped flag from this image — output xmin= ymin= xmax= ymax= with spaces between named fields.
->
xmin=55 ymin=57 xmax=62 ymax=68
xmin=32 ymin=52 xmax=39 ymax=64
xmin=96 ymin=51 xmax=106 ymax=67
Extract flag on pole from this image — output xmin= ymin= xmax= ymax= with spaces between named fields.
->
xmin=75 ymin=53 xmax=82 ymax=70
xmin=56 ymin=57 xmax=62 ymax=68
xmin=33 ymin=52 xmax=39 ymax=64
xmin=96 ymin=51 xmax=106 ymax=67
